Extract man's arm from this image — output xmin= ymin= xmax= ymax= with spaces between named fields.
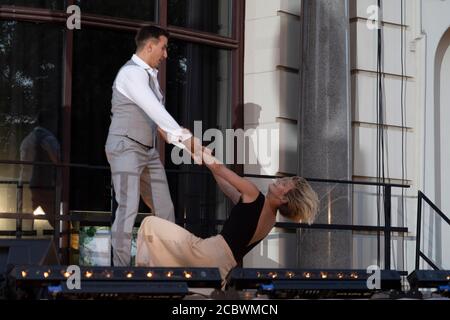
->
xmin=162 ymin=134 xmax=243 ymax=203
xmin=157 ymin=127 xmax=201 ymax=155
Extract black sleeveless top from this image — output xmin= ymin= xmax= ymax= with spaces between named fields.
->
xmin=220 ymin=192 xmax=265 ymax=262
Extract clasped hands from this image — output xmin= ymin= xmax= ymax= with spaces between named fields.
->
xmin=181 ymin=129 xmax=221 ymax=167
xmin=158 ymin=127 xmax=221 ymax=166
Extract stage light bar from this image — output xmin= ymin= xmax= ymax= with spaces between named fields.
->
xmin=407 ymin=270 xmax=450 ymax=289
xmin=227 ymin=268 xmax=402 ymax=297
xmin=11 ymin=265 xmax=222 ymax=289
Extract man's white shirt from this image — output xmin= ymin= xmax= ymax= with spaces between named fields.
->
xmin=114 ymin=54 xmax=192 ymax=148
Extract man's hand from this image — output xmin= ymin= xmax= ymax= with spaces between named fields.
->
xmin=158 ymin=127 xmax=194 ymax=149
xmin=180 ymin=130 xmax=201 ymax=154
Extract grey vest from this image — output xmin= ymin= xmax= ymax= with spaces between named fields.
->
xmin=108 ymin=59 xmax=163 ymax=147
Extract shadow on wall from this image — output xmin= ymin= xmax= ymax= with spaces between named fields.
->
xmin=243 ymin=103 xmax=264 ymax=175
xmin=242 ymin=103 xmax=300 ymax=268
xmin=243 ymin=102 xmax=282 ymax=267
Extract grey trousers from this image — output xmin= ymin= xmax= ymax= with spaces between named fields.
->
xmin=105 ymin=134 xmax=175 ymax=266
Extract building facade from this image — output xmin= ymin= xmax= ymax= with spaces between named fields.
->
xmin=243 ymin=0 xmax=450 ymax=273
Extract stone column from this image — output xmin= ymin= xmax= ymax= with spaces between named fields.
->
xmin=297 ymin=0 xmax=352 ymax=268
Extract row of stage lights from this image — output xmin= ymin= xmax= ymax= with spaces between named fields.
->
xmin=242 ymin=269 xmax=381 ymax=281
xmin=15 ymin=266 xmax=220 ymax=282
xmin=17 ymin=268 xmax=367 ymax=281
xmin=14 ymin=267 xmax=450 ymax=283
xmin=229 ymin=268 xmax=450 ymax=292
xmin=250 ymin=269 xmax=450 ymax=282
xmin=20 ymin=270 xmax=191 ymax=279
xmin=262 ymin=271 xmax=360 ymax=280
xmin=243 ymin=269 xmax=449 ymax=281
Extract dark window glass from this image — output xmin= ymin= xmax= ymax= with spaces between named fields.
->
xmin=0 ymin=21 xmax=63 ymax=161
xmin=75 ymin=0 xmax=157 ymax=21
xmin=0 ymin=21 xmax=63 ymax=230
xmin=0 ymin=0 xmax=63 ymax=10
xmin=70 ymin=27 xmax=135 ymax=212
xmin=166 ymin=39 xmax=232 ymax=237
xmin=168 ymin=0 xmax=232 ymax=37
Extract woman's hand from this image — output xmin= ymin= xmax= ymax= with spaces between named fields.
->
xmin=201 ymin=147 xmax=223 ymax=172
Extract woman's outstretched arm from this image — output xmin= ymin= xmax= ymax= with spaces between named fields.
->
xmin=161 ymin=128 xmax=259 ymax=203
xmin=211 ymin=171 xmax=241 ymax=204
xmin=200 ymin=147 xmax=260 ymax=203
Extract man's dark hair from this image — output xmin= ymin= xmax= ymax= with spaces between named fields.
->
xmin=135 ymin=25 xmax=170 ymax=50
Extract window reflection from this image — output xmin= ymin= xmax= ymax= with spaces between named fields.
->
xmin=75 ymin=0 xmax=157 ymax=21
xmin=0 ymin=21 xmax=63 ymax=231
xmin=168 ymin=0 xmax=232 ymax=37
xmin=0 ymin=0 xmax=62 ymax=10
xmin=165 ymin=39 xmax=231 ymax=237
xmin=71 ymin=27 xmax=135 ymax=212
xmin=0 ymin=21 xmax=62 ymax=161
xmin=19 ymin=109 xmax=61 ymax=228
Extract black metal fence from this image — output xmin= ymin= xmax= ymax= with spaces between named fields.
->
xmin=415 ymin=191 xmax=450 ymax=270
xmin=0 ymin=159 xmax=411 ymax=269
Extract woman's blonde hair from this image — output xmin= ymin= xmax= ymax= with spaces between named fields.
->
xmin=278 ymin=177 xmax=319 ymax=225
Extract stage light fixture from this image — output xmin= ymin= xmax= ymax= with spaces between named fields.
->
xmin=227 ymin=268 xmax=402 ymax=297
xmin=407 ymin=270 xmax=450 ymax=289
xmin=103 ymin=270 xmax=113 ymax=278
xmin=10 ymin=265 xmax=223 ymax=294
xmin=286 ymin=271 xmax=295 ymax=279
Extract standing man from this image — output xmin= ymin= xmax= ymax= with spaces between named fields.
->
xmin=105 ymin=26 xmax=192 ymax=266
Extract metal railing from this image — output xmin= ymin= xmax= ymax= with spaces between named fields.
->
xmin=0 ymin=159 xmax=411 ymax=269
xmin=415 ymin=191 xmax=450 ymax=270
xmin=244 ymin=173 xmax=410 ymax=270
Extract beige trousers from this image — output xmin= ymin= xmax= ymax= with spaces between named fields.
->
xmin=136 ymin=216 xmax=237 ymax=281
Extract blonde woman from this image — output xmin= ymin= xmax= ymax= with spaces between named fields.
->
xmin=136 ymin=147 xmax=319 ymax=281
